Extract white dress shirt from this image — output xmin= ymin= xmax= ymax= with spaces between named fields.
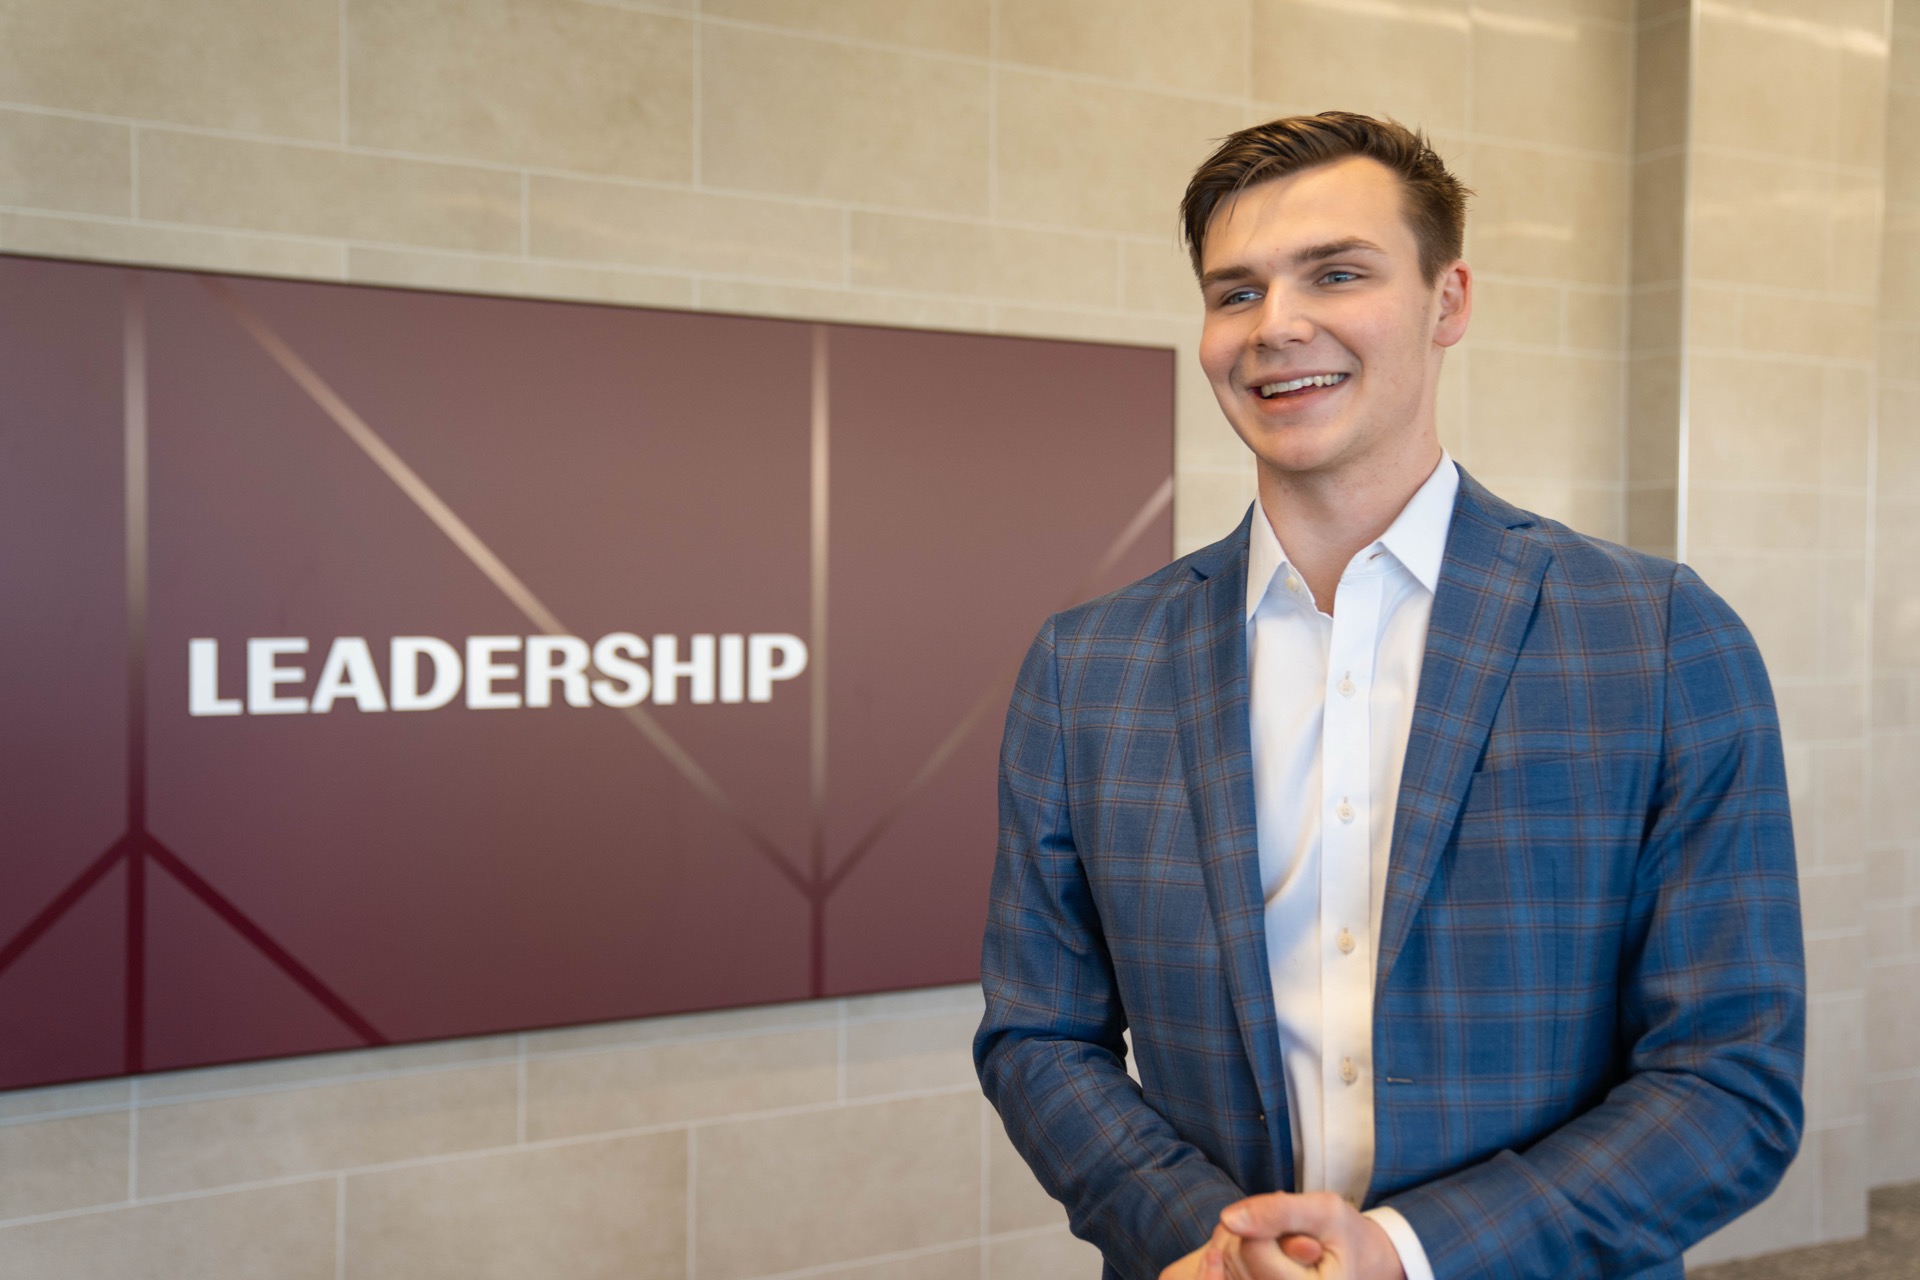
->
xmin=1244 ymin=453 xmax=1457 ymax=1280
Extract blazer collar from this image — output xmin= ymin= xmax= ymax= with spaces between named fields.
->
xmin=1376 ymin=468 xmax=1551 ymax=991
xmin=1171 ymin=503 xmax=1294 ymax=1183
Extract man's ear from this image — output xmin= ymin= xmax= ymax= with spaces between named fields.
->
xmin=1433 ymin=260 xmax=1472 ymax=349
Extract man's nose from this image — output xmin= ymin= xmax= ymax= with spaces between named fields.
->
xmin=1251 ymin=289 xmax=1314 ymax=348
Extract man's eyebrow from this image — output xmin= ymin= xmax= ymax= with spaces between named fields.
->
xmin=1197 ymin=265 xmax=1256 ymax=292
xmin=1291 ymin=237 xmax=1386 ymax=265
xmin=1198 ymin=239 xmax=1388 ymax=292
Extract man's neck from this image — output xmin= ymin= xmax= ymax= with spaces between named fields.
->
xmin=1257 ymin=438 xmax=1443 ymax=614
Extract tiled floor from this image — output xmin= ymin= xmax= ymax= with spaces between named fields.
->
xmin=1689 ymin=1184 xmax=1920 ymax=1279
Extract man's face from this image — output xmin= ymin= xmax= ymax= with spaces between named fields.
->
xmin=1196 ymin=156 xmax=1469 ymax=486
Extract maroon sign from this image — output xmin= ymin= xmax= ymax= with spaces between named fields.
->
xmin=0 ymin=254 xmax=1173 ymax=1090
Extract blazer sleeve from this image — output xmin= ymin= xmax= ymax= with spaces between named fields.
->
xmin=974 ymin=616 xmax=1246 ymax=1277
xmin=1380 ymin=563 xmax=1808 ymax=1277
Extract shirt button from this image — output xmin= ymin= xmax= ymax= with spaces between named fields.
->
xmin=1285 ymin=573 xmax=1302 ymax=593
xmin=1340 ymin=1057 xmax=1358 ymax=1085
xmin=1336 ymin=800 xmax=1355 ymax=823
xmin=1338 ymin=675 xmax=1355 ymax=698
xmin=1337 ymin=928 xmax=1356 ymax=954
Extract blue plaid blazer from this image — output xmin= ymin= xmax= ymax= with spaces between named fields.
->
xmin=975 ymin=470 xmax=1804 ymax=1279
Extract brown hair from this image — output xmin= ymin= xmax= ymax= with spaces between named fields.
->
xmin=1179 ymin=111 xmax=1471 ymax=284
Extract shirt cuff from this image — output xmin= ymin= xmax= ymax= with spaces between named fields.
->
xmin=1363 ymin=1205 xmax=1435 ymax=1280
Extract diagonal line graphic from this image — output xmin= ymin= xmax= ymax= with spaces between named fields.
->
xmin=0 ymin=840 xmax=131 ymax=979
xmin=1064 ymin=476 xmax=1175 ymax=608
xmin=199 ymin=277 xmax=809 ymax=895
xmin=146 ymin=839 xmax=388 ymax=1045
xmin=820 ymin=476 xmax=1174 ymax=895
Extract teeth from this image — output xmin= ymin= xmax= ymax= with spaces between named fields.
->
xmin=1259 ymin=373 xmax=1347 ymax=397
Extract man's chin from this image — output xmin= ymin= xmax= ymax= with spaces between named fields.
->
xmin=1246 ymin=428 xmax=1355 ymax=481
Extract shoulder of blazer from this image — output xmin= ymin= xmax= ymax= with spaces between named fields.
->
xmin=1453 ymin=467 xmax=1678 ymax=611
xmin=1048 ymin=504 xmax=1255 ymax=655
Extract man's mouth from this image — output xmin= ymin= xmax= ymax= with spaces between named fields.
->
xmin=1255 ymin=372 xmax=1350 ymax=399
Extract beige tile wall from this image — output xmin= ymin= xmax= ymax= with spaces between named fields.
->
xmin=1625 ymin=1 xmax=1685 ymax=559
xmin=0 ymin=0 xmax=1634 ymax=559
xmin=9 ymin=0 xmax=1900 ymax=1273
xmin=0 ymin=987 xmax=1110 ymax=1280
xmin=1674 ymin=0 xmax=1892 ymax=1264
xmin=1870 ymin=0 xmax=1920 ymax=1193
xmin=1253 ymin=0 xmax=1635 ymax=543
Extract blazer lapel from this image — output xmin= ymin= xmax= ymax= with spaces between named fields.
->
xmin=1376 ymin=470 xmax=1552 ymax=993
xmin=1170 ymin=511 xmax=1290 ymax=1139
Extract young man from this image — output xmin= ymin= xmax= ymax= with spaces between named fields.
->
xmin=974 ymin=113 xmax=1804 ymax=1280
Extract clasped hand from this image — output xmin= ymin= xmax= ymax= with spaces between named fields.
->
xmin=1158 ymin=1191 xmax=1407 ymax=1280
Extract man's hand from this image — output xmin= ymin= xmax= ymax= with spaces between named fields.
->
xmin=1209 ymin=1191 xmax=1407 ymax=1280
xmin=1158 ymin=1226 xmax=1237 ymax=1279
xmin=1159 ymin=1224 xmax=1324 ymax=1280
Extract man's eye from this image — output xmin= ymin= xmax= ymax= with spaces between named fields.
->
xmin=1319 ymin=270 xmax=1359 ymax=285
xmin=1221 ymin=287 xmax=1260 ymax=305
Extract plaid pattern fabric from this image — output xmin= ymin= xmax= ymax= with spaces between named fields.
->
xmin=974 ymin=470 xmax=1805 ymax=1280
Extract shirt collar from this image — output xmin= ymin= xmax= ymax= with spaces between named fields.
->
xmin=1376 ymin=450 xmax=1459 ymax=595
xmin=1244 ymin=451 xmax=1459 ymax=621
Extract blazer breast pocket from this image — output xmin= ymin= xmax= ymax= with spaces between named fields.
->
xmin=1452 ymin=754 xmax=1585 ymax=873
xmin=1440 ymin=755 xmax=1637 ymax=1074
xmin=1448 ymin=758 xmax=1593 ymax=938
xmin=1462 ymin=755 xmax=1580 ymax=808
xmin=1451 ymin=753 xmax=1635 ymax=896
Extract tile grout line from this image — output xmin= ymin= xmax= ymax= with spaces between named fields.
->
xmin=836 ymin=1000 xmax=848 ymax=1104
xmin=129 ymin=126 xmax=140 ymax=222
xmin=1617 ymin=0 xmax=1639 ymax=546
xmin=337 ymin=0 xmax=349 ymax=147
xmin=1458 ymin=3 xmax=1477 ymax=469
xmin=0 ymin=1102 xmax=136 ymax=1130
xmin=691 ymin=1 xmax=702 ymax=189
xmin=123 ymin=1054 xmax=524 ymax=1110
xmin=978 ymin=1100 xmax=991 ymax=1280
xmin=742 ymin=1224 xmax=1073 ymax=1280
xmin=0 ymin=89 xmax=1644 ymax=175
xmin=1865 ymin=1064 xmax=1920 ymax=1083
xmin=335 ymin=1174 xmax=346 ymax=1280
xmin=686 ymin=1126 xmax=698 ymax=1280
xmin=1675 ymin=0 xmax=1701 ymax=567
xmin=986 ymin=0 xmax=998 ymax=222
xmin=1242 ymin=0 xmax=1253 ymax=117
xmin=127 ymin=1076 xmax=139 ymax=1202
xmin=1857 ymin=5 xmax=1894 ymax=1131
xmin=56 ymin=991 xmax=966 ymax=1112
xmin=0 ymin=1081 xmax=989 ymax=1235
xmin=516 ymin=1034 xmax=528 ymax=1144
xmin=693 ymin=10 xmax=1251 ymax=106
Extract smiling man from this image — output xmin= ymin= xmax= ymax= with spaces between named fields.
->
xmin=974 ymin=113 xmax=1805 ymax=1280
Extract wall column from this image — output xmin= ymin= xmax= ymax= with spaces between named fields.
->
xmin=1867 ymin=0 xmax=1920 ymax=1198
xmin=1627 ymin=0 xmax=1894 ymax=1263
